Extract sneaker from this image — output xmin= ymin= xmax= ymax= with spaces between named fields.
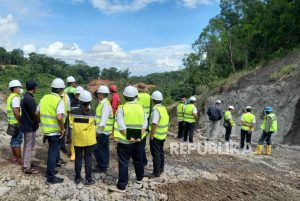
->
xmin=148 ymin=173 xmax=161 ymax=181
xmin=57 ymin=159 xmax=66 ymax=166
xmin=85 ymin=179 xmax=95 ymax=186
xmin=108 ymin=186 xmax=126 ymax=193
xmin=75 ymin=178 xmax=82 ymax=185
xmin=47 ymin=177 xmax=64 ymax=184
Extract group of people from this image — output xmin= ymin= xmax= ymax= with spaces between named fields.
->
xmin=176 ymin=99 xmax=278 ymax=155
xmin=6 ymin=77 xmax=169 ymax=193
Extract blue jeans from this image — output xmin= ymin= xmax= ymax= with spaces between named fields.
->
xmin=259 ymin=132 xmax=272 ymax=145
xmin=46 ymin=135 xmax=61 ymax=181
xmin=93 ymin=134 xmax=109 ymax=172
xmin=10 ymin=130 xmax=23 ymax=148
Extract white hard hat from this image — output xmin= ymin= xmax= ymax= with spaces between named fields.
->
xmin=66 ymin=76 xmax=76 ymax=83
xmin=79 ymin=90 xmax=92 ymax=102
xmin=151 ymin=90 xmax=163 ymax=101
xmin=123 ymin=86 xmax=138 ymax=98
xmin=8 ymin=80 xmax=22 ymax=88
xmin=246 ymin=106 xmax=252 ymax=110
xmin=228 ymin=106 xmax=234 ymax=110
xmin=51 ymin=78 xmax=66 ymax=88
xmin=190 ymin=96 xmax=197 ymax=101
xmin=97 ymin=85 xmax=110 ymax=94
xmin=75 ymin=86 xmax=84 ymax=94
xmin=216 ymin=100 xmax=221 ymax=104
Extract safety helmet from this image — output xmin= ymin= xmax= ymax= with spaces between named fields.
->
xmin=79 ymin=90 xmax=92 ymax=102
xmin=66 ymin=76 xmax=76 ymax=83
xmin=97 ymin=85 xmax=110 ymax=94
xmin=228 ymin=106 xmax=234 ymax=110
xmin=216 ymin=100 xmax=221 ymax=104
xmin=246 ymin=106 xmax=252 ymax=110
xmin=123 ymin=86 xmax=138 ymax=98
xmin=51 ymin=78 xmax=66 ymax=89
xmin=190 ymin=96 xmax=197 ymax=102
xmin=264 ymin=106 xmax=273 ymax=112
xmin=151 ymin=90 xmax=163 ymax=101
xmin=109 ymin=85 xmax=117 ymax=92
xmin=8 ymin=80 xmax=22 ymax=88
xmin=75 ymin=86 xmax=84 ymax=94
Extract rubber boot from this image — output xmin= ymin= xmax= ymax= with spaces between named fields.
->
xmin=70 ymin=144 xmax=75 ymax=161
xmin=264 ymin=145 xmax=272 ymax=155
xmin=253 ymin=144 xmax=263 ymax=155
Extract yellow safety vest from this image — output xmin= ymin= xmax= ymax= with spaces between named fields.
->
xmin=114 ymin=101 xmax=147 ymax=144
xmin=138 ymin=92 xmax=151 ymax=118
xmin=64 ymin=86 xmax=76 ymax=94
xmin=69 ymin=108 xmax=96 ymax=147
xmin=241 ymin=112 xmax=255 ymax=131
xmin=224 ymin=110 xmax=235 ymax=126
xmin=183 ymin=104 xmax=196 ymax=123
xmin=40 ymin=93 xmax=62 ymax=134
xmin=96 ymin=99 xmax=114 ymax=133
xmin=260 ymin=113 xmax=278 ymax=132
xmin=150 ymin=104 xmax=169 ymax=140
xmin=177 ymin=102 xmax=184 ymax=121
xmin=6 ymin=93 xmax=20 ymax=125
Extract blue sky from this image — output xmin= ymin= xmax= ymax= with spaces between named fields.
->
xmin=0 ymin=0 xmax=220 ymax=75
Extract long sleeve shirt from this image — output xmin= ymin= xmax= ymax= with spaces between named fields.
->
xmin=97 ymin=98 xmax=112 ymax=135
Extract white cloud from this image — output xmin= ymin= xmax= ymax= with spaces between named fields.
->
xmin=0 ymin=14 xmax=18 ymax=48
xmin=22 ymin=41 xmax=191 ymax=75
xmin=90 ymin=0 xmax=164 ymax=14
xmin=178 ymin=0 xmax=217 ymax=8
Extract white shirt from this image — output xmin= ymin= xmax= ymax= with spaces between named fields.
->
xmin=116 ymin=102 xmax=148 ymax=130
xmin=11 ymin=96 xmax=20 ymax=108
xmin=151 ymin=104 xmax=161 ymax=124
xmin=37 ymin=93 xmax=65 ymax=136
xmin=97 ymin=98 xmax=112 ymax=135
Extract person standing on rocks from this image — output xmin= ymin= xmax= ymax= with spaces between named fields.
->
xmin=37 ymin=78 xmax=65 ymax=184
xmin=149 ymin=91 xmax=169 ymax=179
xmin=240 ymin=106 xmax=256 ymax=151
xmin=207 ymin=100 xmax=223 ymax=141
xmin=183 ymin=96 xmax=198 ymax=143
xmin=93 ymin=85 xmax=114 ymax=174
xmin=254 ymin=107 xmax=277 ymax=155
xmin=223 ymin=106 xmax=235 ymax=145
xmin=69 ymin=90 xmax=96 ymax=185
xmin=177 ymin=97 xmax=186 ymax=140
xmin=6 ymin=80 xmax=23 ymax=165
xmin=20 ymin=81 xmax=39 ymax=174
xmin=109 ymin=86 xmax=148 ymax=193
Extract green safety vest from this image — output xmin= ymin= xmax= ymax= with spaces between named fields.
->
xmin=183 ymin=104 xmax=196 ymax=123
xmin=241 ymin=112 xmax=255 ymax=131
xmin=177 ymin=102 xmax=184 ymax=121
xmin=96 ymin=99 xmax=114 ymax=134
xmin=40 ymin=93 xmax=62 ymax=134
xmin=138 ymin=92 xmax=151 ymax=118
xmin=260 ymin=113 xmax=278 ymax=132
xmin=64 ymin=86 xmax=76 ymax=94
xmin=150 ymin=104 xmax=169 ymax=140
xmin=114 ymin=101 xmax=147 ymax=144
xmin=6 ymin=93 xmax=20 ymax=125
xmin=224 ymin=110 xmax=235 ymax=126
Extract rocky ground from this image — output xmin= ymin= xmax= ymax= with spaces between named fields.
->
xmin=0 ymin=110 xmax=299 ymax=201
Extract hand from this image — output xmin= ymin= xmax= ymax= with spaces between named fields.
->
xmin=141 ymin=128 xmax=146 ymax=135
xmin=59 ymin=130 xmax=65 ymax=139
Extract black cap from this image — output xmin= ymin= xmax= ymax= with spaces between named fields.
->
xmin=26 ymin=80 xmax=38 ymax=90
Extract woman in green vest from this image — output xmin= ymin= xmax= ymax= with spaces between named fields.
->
xmin=254 ymin=107 xmax=277 ymax=155
xmin=240 ymin=106 xmax=256 ymax=151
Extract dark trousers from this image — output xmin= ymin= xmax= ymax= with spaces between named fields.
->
xmin=75 ymin=145 xmax=93 ymax=181
xmin=46 ymin=135 xmax=61 ymax=181
xmin=259 ymin=132 xmax=272 ymax=145
xmin=184 ymin=122 xmax=195 ymax=142
xmin=177 ymin=121 xmax=185 ymax=139
xmin=117 ymin=142 xmax=144 ymax=190
xmin=224 ymin=126 xmax=232 ymax=142
xmin=142 ymin=138 xmax=148 ymax=165
xmin=240 ymin=129 xmax=252 ymax=149
xmin=93 ymin=134 xmax=109 ymax=171
xmin=150 ymin=138 xmax=165 ymax=176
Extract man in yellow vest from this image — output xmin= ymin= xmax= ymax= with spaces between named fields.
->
xmin=240 ymin=106 xmax=256 ymax=151
xmin=223 ymin=106 xmax=235 ymax=144
xmin=149 ymin=91 xmax=169 ymax=179
xmin=137 ymin=83 xmax=151 ymax=166
xmin=6 ymin=80 xmax=23 ymax=165
xmin=93 ymin=85 xmax=114 ymax=173
xmin=254 ymin=107 xmax=277 ymax=155
xmin=37 ymin=78 xmax=65 ymax=184
xmin=64 ymin=76 xmax=77 ymax=100
xmin=183 ymin=96 xmax=198 ymax=143
xmin=69 ymin=90 xmax=96 ymax=186
xmin=109 ymin=86 xmax=148 ymax=193
xmin=177 ymin=97 xmax=186 ymax=140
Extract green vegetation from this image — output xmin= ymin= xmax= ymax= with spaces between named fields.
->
xmin=271 ymin=62 xmax=300 ymax=80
